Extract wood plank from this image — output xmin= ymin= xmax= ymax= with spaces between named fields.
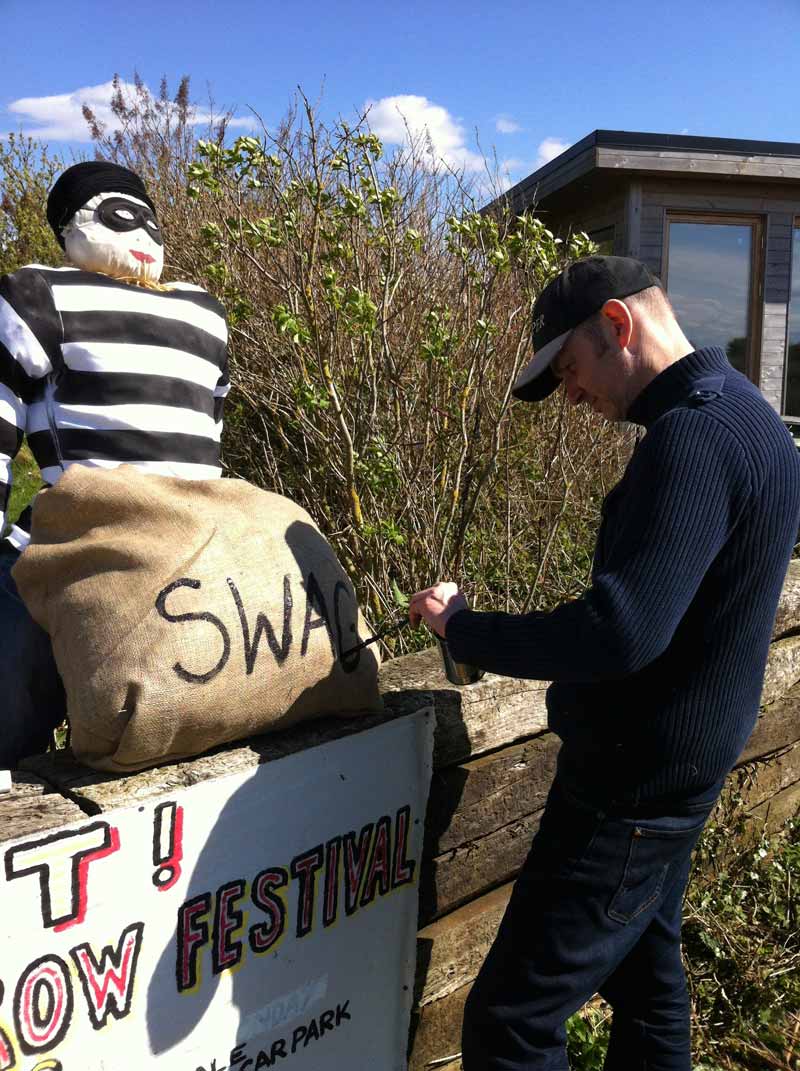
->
xmin=419 ymin=809 xmax=540 ymax=924
xmin=739 ymin=741 xmax=800 ymax=810
xmin=645 ymin=180 xmax=800 ymax=203
xmin=20 ymin=707 xmax=410 ymax=812
xmin=21 ymin=647 xmax=549 ymax=811
xmin=424 ymin=734 xmax=558 ymax=858
xmin=771 ymin=561 xmax=800 ymax=634
xmin=597 ymin=150 xmax=800 ymax=180
xmin=600 ymin=147 xmax=800 ymax=166
xmin=380 ymin=648 xmax=550 ymax=768
xmin=748 ymin=777 xmax=800 ymax=831
xmin=624 ymin=181 xmax=642 ymax=257
xmin=762 ymin=634 xmax=800 ymax=706
xmin=0 ymin=773 xmax=86 ymax=841
xmin=416 ymin=882 xmax=512 ymax=1006
xmin=642 ymin=188 xmax=800 ymax=214
xmin=742 ymin=683 xmax=800 ymax=763
xmin=408 ymin=982 xmax=470 ymax=1071
xmin=421 ymin=727 xmax=799 ymax=926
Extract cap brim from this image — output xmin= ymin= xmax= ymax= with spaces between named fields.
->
xmin=511 ymin=329 xmax=571 ymax=402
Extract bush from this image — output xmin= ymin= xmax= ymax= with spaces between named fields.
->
xmin=82 ymin=81 xmax=633 ymax=639
xmin=0 ymin=133 xmax=64 ymax=275
xmin=684 ymin=805 xmax=800 ymax=1070
xmin=2 ymin=77 xmax=633 ymax=646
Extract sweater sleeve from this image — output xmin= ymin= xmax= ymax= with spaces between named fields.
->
xmin=0 ymin=268 xmax=57 ymax=542
xmin=446 ymin=408 xmax=752 ymax=682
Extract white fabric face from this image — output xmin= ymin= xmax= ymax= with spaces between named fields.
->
xmin=63 ymin=191 xmax=164 ymax=284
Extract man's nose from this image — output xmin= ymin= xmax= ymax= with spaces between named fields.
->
xmin=564 ymin=379 xmax=584 ymax=406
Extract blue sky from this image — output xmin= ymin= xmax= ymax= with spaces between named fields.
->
xmin=2 ymin=0 xmax=799 ymax=186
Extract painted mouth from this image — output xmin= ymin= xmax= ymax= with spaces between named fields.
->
xmin=130 ymin=250 xmax=156 ymax=264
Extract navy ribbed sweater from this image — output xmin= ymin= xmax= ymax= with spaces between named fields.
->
xmin=446 ymin=347 xmax=800 ymax=802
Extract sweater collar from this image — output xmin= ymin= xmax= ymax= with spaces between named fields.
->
xmin=626 ymin=347 xmax=730 ymax=429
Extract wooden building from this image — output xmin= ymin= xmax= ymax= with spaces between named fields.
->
xmin=498 ymin=131 xmax=800 ymax=422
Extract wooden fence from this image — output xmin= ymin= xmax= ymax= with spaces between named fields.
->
xmin=4 ymin=562 xmax=800 ymax=1070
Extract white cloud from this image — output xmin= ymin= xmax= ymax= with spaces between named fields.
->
xmin=535 ymin=137 xmax=570 ymax=168
xmin=4 ymin=80 xmax=253 ymax=142
xmin=496 ymin=115 xmax=522 ymax=135
xmin=365 ymin=94 xmax=485 ymax=173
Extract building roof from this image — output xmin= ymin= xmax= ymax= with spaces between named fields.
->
xmin=500 ymin=129 xmax=800 ymax=212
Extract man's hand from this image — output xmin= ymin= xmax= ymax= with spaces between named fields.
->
xmin=408 ymin=582 xmax=468 ymax=637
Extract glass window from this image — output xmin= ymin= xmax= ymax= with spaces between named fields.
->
xmin=666 ymin=218 xmax=759 ymax=377
xmin=784 ymin=223 xmax=800 ymax=418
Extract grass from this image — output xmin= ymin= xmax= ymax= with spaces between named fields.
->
xmin=6 ymin=441 xmax=43 ymax=531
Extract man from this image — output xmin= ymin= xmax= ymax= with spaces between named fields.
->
xmin=409 ymin=256 xmax=800 ymax=1070
xmin=0 ymin=161 xmax=230 ymax=766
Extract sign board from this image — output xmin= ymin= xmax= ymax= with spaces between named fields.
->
xmin=0 ymin=711 xmax=434 ymax=1071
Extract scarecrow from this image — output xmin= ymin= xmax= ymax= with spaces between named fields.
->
xmin=0 ymin=161 xmax=230 ymax=766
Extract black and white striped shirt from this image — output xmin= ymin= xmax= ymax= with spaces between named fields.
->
xmin=0 ymin=265 xmax=229 ymax=551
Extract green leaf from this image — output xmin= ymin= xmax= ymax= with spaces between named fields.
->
xmin=391 ymin=579 xmax=409 ymax=609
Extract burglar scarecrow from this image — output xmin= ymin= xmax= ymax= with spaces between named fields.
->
xmin=0 ymin=161 xmax=230 ymax=767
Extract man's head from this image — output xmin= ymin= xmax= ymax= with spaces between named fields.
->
xmin=47 ymin=161 xmax=164 ymax=285
xmin=513 ymin=256 xmax=690 ymax=421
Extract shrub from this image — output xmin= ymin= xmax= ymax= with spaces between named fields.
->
xmin=0 ymin=133 xmax=64 ymax=275
xmin=4 ymin=78 xmax=634 ymax=645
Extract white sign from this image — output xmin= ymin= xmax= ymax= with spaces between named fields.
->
xmin=0 ymin=711 xmax=434 ymax=1071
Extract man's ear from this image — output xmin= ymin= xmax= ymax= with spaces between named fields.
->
xmin=600 ymin=299 xmax=634 ymax=349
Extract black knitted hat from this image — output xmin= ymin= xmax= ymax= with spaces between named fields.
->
xmin=47 ymin=161 xmax=157 ymax=248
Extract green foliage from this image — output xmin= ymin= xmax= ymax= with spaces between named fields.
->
xmin=684 ymin=799 xmax=800 ymax=1070
xmin=2 ymin=79 xmax=630 ymax=642
xmin=0 ymin=134 xmax=64 ymax=275
xmin=566 ymin=1004 xmax=610 ymax=1070
xmin=173 ymin=97 xmax=627 ymax=629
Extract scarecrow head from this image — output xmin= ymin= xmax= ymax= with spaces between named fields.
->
xmin=47 ymin=161 xmax=164 ymax=285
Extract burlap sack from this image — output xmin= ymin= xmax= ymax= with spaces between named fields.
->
xmin=13 ymin=466 xmax=381 ymax=772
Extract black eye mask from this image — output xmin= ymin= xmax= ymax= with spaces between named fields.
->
xmin=95 ymin=197 xmax=163 ymax=246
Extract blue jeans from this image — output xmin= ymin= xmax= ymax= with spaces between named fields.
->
xmin=0 ymin=547 xmax=66 ymax=767
xmin=461 ymin=776 xmax=716 ymax=1071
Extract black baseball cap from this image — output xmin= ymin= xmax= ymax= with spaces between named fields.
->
xmin=512 ymin=256 xmax=662 ymax=402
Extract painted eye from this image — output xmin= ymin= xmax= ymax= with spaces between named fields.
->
xmin=115 ymin=209 xmax=135 ymax=221
xmin=146 ymin=219 xmax=159 ymax=231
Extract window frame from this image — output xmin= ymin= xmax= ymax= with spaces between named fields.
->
xmin=663 ymin=211 xmax=765 ymax=383
xmin=781 ymin=217 xmax=800 ymax=421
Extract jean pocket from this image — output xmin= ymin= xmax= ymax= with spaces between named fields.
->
xmin=607 ymin=812 xmax=709 ymax=925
